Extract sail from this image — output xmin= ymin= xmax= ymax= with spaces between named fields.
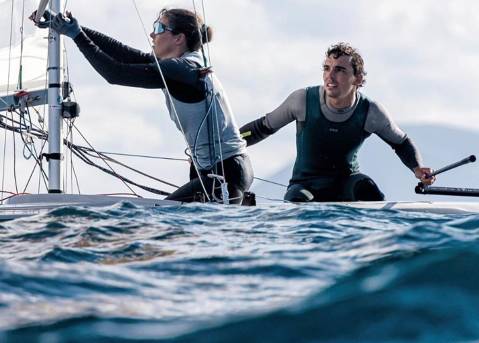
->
xmin=0 ymin=0 xmax=48 ymax=94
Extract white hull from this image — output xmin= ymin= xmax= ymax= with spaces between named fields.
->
xmin=0 ymin=194 xmax=180 ymax=221
xmin=334 ymin=200 xmax=479 ymax=215
xmin=0 ymin=195 xmax=478 ymax=221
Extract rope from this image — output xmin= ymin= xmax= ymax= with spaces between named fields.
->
xmin=10 ymin=111 xmax=19 ymax=193
xmin=255 ymin=194 xmax=289 ymax=203
xmin=200 ymin=0 xmax=213 ymax=66
xmin=254 ymin=177 xmax=288 ymax=188
xmin=63 ymin=119 xmax=73 ymax=192
xmin=192 ymin=0 xmax=230 ymax=203
xmin=71 ymin=142 xmax=181 ymax=189
xmin=131 ymin=0 xmax=211 ymax=201
xmin=70 ymin=150 xmax=81 ymax=194
xmin=1 ymin=1 xmax=210 ymax=200
xmin=68 ymin=144 xmax=171 ymax=196
xmin=71 ymin=123 xmax=139 ymax=196
xmin=6 ymin=0 xmax=15 ymax=95
xmin=21 ymin=139 xmax=49 ymax=193
xmin=18 ymin=0 xmax=26 ymax=90
xmin=1 ymin=0 xmax=17 ymax=204
xmin=94 ymin=151 xmax=188 ymax=162
xmin=0 ymin=110 xmax=49 ymax=193
xmin=0 ymin=106 xmax=179 ymax=197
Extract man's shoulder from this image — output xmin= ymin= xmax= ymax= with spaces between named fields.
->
xmin=287 ymin=88 xmax=311 ymax=109
xmin=288 ymin=86 xmax=322 ymax=101
xmin=290 ymin=87 xmax=307 ymax=97
xmin=359 ymin=92 xmax=388 ymax=117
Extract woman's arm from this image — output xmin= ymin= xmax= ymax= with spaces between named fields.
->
xmin=73 ymin=31 xmax=204 ymax=98
xmin=81 ymin=27 xmax=152 ymax=64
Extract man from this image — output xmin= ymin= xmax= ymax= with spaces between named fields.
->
xmin=240 ymin=42 xmax=435 ymax=202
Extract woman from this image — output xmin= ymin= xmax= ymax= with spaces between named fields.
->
xmin=33 ymin=8 xmax=253 ymax=204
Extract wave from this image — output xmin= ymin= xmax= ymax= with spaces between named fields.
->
xmin=166 ymin=245 xmax=479 ymax=343
xmin=1 ymin=203 xmax=479 ymax=342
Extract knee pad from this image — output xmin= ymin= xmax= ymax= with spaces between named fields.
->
xmin=284 ymin=184 xmax=314 ymax=202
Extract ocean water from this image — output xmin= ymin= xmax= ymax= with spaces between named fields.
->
xmin=0 ymin=202 xmax=479 ymax=342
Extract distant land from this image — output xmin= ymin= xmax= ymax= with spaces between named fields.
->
xmin=252 ymin=125 xmax=479 ymax=202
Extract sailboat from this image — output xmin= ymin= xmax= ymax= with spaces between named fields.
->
xmin=1 ymin=0 xmax=479 ymax=221
xmin=0 ymin=0 xmax=181 ymax=220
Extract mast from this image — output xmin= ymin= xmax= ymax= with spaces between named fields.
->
xmin=45 ymin=0 xmax=63 ymax=193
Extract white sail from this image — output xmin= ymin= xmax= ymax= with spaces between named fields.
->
xmin=0 ymin=0 xmax=48 ymax=94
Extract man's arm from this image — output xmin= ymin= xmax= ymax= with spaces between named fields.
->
xmin=388 ymin=136 xmax=422 ymax=171
xmin=366 ymin=101 xmax=435 ymax=185
xmin=240 ymin=116 xmax=277 ymax=146
xmin=239 ymin=89 xmax=306 ymax=146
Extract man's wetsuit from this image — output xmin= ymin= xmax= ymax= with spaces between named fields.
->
xmin=240 ymin=86 xmax=422 ymax=202
xmin=73 ymin=28 xmax=253 ymax=203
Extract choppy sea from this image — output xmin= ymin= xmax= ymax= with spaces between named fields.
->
xmin=0 ymin=202 xmax=479 ymax=342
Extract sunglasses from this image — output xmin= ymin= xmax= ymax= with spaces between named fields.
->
xmin=153 ymin=21 xmax=175 ymax=35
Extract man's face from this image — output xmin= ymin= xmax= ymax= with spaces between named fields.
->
xmin=323 ymin=55 xmax=362 ymax=100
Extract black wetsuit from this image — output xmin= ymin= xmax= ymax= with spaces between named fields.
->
xmin=240 ymin=85 xmax=424 ymax=202
xmin=284 ymin=86 xmax=384 ymax=202
xmin=73 ymin=28 xmax=253 ymax=203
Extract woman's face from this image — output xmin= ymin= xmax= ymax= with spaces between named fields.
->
xmin=150 ymin=16 xmax=178 ymax=58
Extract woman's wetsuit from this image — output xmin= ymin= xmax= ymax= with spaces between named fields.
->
xmin=73 ymin=28 xmax=253 ymax=203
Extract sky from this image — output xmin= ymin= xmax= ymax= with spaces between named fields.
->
xmin=1 ymin=0 xmax=479 ymax=198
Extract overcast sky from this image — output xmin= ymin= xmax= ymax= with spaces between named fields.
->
xmin=2 ymin=0 xmax=479 ymax=197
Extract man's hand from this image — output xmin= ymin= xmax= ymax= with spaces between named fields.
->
xmin=239 ymin=117 xmax=277 ymax=147
xmin=414 ymin=166 xmax=436 ymax=185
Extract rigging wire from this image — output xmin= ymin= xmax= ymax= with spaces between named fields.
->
xmin=1 ymin=1 xmax=232 ymax=200
xmin=131 ymin=0 xmax=211 ymax=201
xmin=255 ymin=194 xmax=289 ymax=203
xmin=69 ymin=120 xmax=75 ymax=193
xmin=70 ymin=123 xmax=140 ymax=196
xmin=21 ymin=138 xmax=48 ymax=193
xmin=18 ymin=0 xmax=25 ymax=90
xmin=68 ymin=144 xmax=171 ymax=197
xmin=0 ymin=115 xmax=175 ymax=197
xmin=54 ymin=20 xmax=150 ymax=197
xmin=5 ymin=0 xmax=15 ymax=95
xmin=200 ymin=0 xmax=213 ymax=65
xmin=10 ymin=112 xmax=19 ymax=193
xmin=253 ymin=177 xmax=287 ymax=188
xmin=1 ymin=0 xmax=17 ymax=204
xmin=93 ymin=151 xmax=188 ymax=162
xmin=70 ymin=145 xmax=81 ymax=194
xmin=0 ymin=111 xmax=49 ymax=192
xmin=38 ymin=2 xmax=50 ymax=194
xmin=72 ymin=143 xmax=181 ymax=189
xmin=63 ymin=119 xmax=72 ymax=192
xmin=191 ymin=0 xmax=230 ymax=203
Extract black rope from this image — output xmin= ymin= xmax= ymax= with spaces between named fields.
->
xmin=67 ymin=142 xmax=181 ymax=189
xmin=93 ymin=151 xmax=188 ymax=162
xmin=69 ymin=146 xmax=171 ymax=196
xmin=254 ymin=177 xmax=288 ymax=188
xmin=1 ymin=104 xmax=181 ymax=197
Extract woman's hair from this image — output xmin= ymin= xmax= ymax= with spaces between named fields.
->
xmin=160 ymin=8 xmax=213 ymax=52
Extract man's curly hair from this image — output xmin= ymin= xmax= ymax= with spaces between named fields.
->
xmin=326 ymin=42 xmax=367 ymax=87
